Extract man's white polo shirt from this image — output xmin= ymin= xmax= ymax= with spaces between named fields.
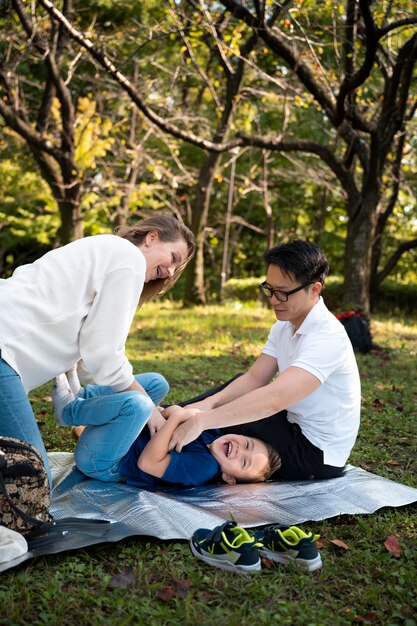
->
xmin=262 ymin=297 xmax=361 ymax=467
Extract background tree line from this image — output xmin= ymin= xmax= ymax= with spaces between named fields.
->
xmin=0 ymin=0 xmax=416 ymax=315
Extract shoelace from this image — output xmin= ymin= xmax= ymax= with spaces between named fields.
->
xmin=202 ymin=521 xmax=261 ymax=549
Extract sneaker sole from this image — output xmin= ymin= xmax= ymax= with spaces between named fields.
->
xmin=190 ymin=540 xmax=261 ymax=574
xmin=259 ymin=548 xmax=323 ymax=572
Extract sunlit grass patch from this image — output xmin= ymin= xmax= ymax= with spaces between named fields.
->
xmin=6 ymin=304 xmax=415 ymax=626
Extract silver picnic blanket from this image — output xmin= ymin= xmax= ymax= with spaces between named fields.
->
xmin=1 ymin=452 xmax=416 ymax=573
xmin=48 ymin=453 xmax=417 ymax=538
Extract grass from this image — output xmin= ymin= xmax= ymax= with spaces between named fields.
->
xmin=1 ymin=301 xmax=416 ymax=626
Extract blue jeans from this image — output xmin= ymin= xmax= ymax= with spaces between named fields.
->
xmin=69 ymin=373 xmax=169 ymax=482
xmin=0 ymin=357 xmax=53 ymax=487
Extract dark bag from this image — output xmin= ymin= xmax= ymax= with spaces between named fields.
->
xmin=0 ymin=437 xmax=52 ymax=534
xmin=336 ymin=311 xmax=372 ymax=354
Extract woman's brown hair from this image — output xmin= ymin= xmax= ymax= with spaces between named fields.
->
xmin=116 ymin=214 xmax=195 ymax=303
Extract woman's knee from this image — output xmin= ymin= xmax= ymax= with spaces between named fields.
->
xmin=152 ymin=373 xmax=169 ymax=402
xmin=121 ymin=391 xmax=154 ymax=424
xmin=74 ymin=443 xmax=119 ymax=482
xmin=134 ymin=372 xmax=169 ymax=404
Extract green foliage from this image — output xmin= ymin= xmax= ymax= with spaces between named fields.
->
xmin=0 ymin=0 xmax=416 ymax=296
xmin=223 ymin=276 xmax=265 ymax=304
xmin=0 ymin=140 xmax=58 ymax=274
xmin=372 ymin=280 xmax=417 ymax=315
xmin=74 ymin=97 xmax=115 ymax=171
xmin=73 ymin=0 xmax=161 ymax=28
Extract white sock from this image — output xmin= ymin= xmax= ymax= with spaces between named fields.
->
xmin=52 ymin=374 xmax=75 ymax=426
xmin=66 ymin=364 xmax=81 ymax=397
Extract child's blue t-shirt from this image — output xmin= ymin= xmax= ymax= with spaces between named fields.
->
xmin=118 ymin=428 xmax=222 ymax=488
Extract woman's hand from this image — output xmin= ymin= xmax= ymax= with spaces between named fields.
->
xmin=147 ymin=408 xmax=167 ymax=437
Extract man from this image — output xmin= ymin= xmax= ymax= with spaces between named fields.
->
xmin=165 ymin=240 xmax=361 ymax=481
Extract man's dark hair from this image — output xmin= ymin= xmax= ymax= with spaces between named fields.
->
xmin=262 ymin=239 xmax=329 ymax=285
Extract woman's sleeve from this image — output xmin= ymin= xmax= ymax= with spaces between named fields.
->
xmin=78 ymin=268 xmax=144 ymax=391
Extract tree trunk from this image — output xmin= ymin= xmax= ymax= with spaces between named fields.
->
xmin=262 ymin=150 xmax=274 ymax=249
xmin=183 ymin=152 xmax=220 ymax=305
xmin=56 ymin=189 xmax=83 ymax=244
xmin=220 ymin=154 xmax=237 ymax=301
xmin=342 ymin=194 xmax=379 ymax=317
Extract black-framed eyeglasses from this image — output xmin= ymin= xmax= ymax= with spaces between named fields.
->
xmin=259 ymin=281 xmax=313 ymax=302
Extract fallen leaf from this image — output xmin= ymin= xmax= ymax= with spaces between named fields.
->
xmin=384 ymin=535 xmax=401 ymax=557
xmin=364 ymin=612 xmax=378 ymax=621
xmin=386 ymin=460 xmax=401 ymax=466
xmin=261 ymin=556 xmax=274 ymax=569
xmin=156 ymin=587 xmax=176 ymax=601
xmin=41 ymin=396 xmax=52 ymax=402
xmin=372 ymin=398 xmax=384 ymax=410
xmin=353 ymin=612 xmax=378 ymax=623
xmin=316 ymin=540 xmax=324 ymax=549
xmin=175 ymin=578 xmax=192 ymax=599
xmin=109 ymin=566 xmax=135 ymax=589
xmin=359 ymin=462 xmax=374 ymax=472
xmin=330 ymin=539 xmax=351 ymax=550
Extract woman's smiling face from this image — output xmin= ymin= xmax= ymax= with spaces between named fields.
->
xmin=141 ymin=231 xmax=189 ymax=283
xmin=208 ymin=434 xmax=270 ymax=484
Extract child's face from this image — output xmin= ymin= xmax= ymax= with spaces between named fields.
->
xmin=208 ymin=434 xmax=269 ymax=485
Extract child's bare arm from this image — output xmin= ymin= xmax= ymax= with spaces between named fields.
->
xmin=137 ymin=409 xmax=186 ymax=478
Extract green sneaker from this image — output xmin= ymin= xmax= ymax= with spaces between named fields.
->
xmin=190 ymin=520 xmax=262 ymax=574
xmin=255 ymin=525 xmax=323 ymax=572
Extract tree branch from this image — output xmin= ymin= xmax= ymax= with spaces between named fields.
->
xmin=0 ymin=98 xmax=63 ymax=160
xmin=220 ymin=0 xmax=338 ymax=124
xmin=377 ymin=238 xmax=417 ymax=285
xmin=237 ymin=133 xmax=359 ymax=202
xmin=378 ymin=16 xmax=417 ymax=38
xmin=335 ymin=0 xmax=378 ymax=128
xmin=12 ymin=0 xmax=75 ymax=155
xmin=37 ymin=0 xmax=246 ymax=154
xmin=379 ymin=32 xmax=417 ymax=156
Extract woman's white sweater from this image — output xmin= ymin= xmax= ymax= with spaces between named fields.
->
xmin=0 ymin=234 xmax=145 ymax=392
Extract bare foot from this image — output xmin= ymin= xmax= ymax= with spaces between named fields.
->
xmin=71 ymin=425 xmax=85 ymax=441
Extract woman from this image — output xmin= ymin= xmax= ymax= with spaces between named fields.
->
xmin=0 ymin=214 xmax=195 ymax=486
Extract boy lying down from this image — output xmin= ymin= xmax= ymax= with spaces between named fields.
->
xmin=52 ymin=370 xmax=281 ymax=488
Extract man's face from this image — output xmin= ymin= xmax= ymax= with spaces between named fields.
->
xmin=265 ymin=264 xmax=320 ymax=330
xmin=208 ymin=434 xmax=269 ymax=484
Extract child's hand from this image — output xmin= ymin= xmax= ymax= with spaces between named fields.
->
xmin=163 ymin=405 xmax=201 ymax=425
xmin=161 ymin=404 xmax=182 ymax=418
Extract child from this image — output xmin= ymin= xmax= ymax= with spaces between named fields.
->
xmin=52 ymin=371 xmax=281 ymax=488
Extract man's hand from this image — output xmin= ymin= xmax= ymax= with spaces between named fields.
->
xmin=167 ymin=410 xmax=204 ymax=452
xmin=147 ymin=408 xmax=167 ymax=437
